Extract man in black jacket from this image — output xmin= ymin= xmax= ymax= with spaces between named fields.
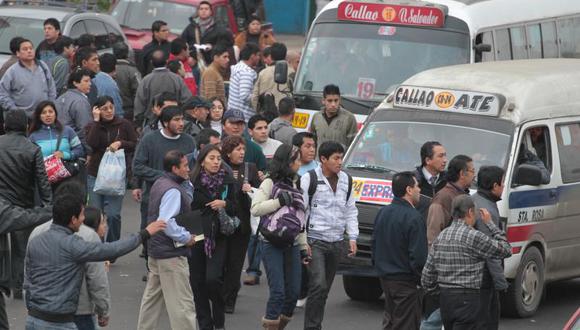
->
xmin=0 ymin=110 xmax=52 ymax=299
xmin=414 ymin=141 xmax=447 ymax=220
xmin=372 ymin=171 xmax=427 ymax=330
xmin=140 ymin=20 xmax=172 ymax=76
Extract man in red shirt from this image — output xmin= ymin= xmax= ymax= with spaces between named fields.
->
xmin=169 ymin=38 xmax=198 ymax=96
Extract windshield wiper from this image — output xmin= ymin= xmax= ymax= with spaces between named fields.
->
xmin=345 ymin=164 xmax=398 ymax=174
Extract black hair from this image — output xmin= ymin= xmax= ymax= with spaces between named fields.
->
xmin=270 ymin=42 xmax=287 ymax=61
xmin=54 ymin=180 xmax=87 ymax=202
xmin=52 ymin=192 xmax=84 ymax=227
xmin=420 ymin=141 xmax=443 ymax=167
xmin=163 ymin=150 xmax=186 ymax=172
xmin=477 ymin=166 xmax=505 ymax=191
xmin=153 ymin=92 xmax=177 ymax=108
xmin=246 ymin=14 xmax=261 ymax=27
xmin=240 ymin=43 xmax=260 ymax=61
xmin=67 ymin=68 xmax=93 ymax=89
xmin=16 ymin=38 xmax=32 ymax=52
xmin=221 ymin=135 xmax=245 ymax=164
xmin=197 ymin=128 xmax=220 ymax=149
xmin=151 ymin=49 xmax=167 ymax=68
xmin=159 ymin=105 xmax=183 ymax=125
xmin=263 ymin=46 xmax=272 ymax=58
xmin=43 ymin=18 xmax=60 ymax=31
xmin=170 ymin=38 xmax=188 ymax=56
xmin=190 ymin=144 xmax=223 ymax=183
xmin=199 ymin=0 xmax=212 ymax=10
xmin=278 ymin=97 xmax=295 ymax=116
xmin=447 ymin=155 xmax=473 ymax=182
xmin=451 ymin=195 xmax=475 ymax=220
xmin=4 ymin=109 xmax=28 ymax=133
xmin=248 ymin=114 xmax=268 ymax=130
xmin=9 ymin=37 xmax=24 ymax=55
xmin=166 ymin=60 xmax=182 ymax=74
xmin=75 ymin=34 xmax=95 ymax=48
xmin=209 ymin=96 xmax=226 ymax=112
xmin=29 ymin=101 xmax=63 ymax=134
xmin=392 ymin=171 xmax=417 ymax=198
xmin=112 ymin=42 xmax=129 ymax=60
xmin=93 ymin=95 xmax=114 ymax=108
xmin=323 ymin=84 xmax=340 ymax=98
xmin=151 ymin=20 xmax=167 ymax=33
xmin=292 ymin=132 xmax=316 ymax=148
xmin=269 ymin=144 xmax=300 ymax=182
xmin=99 ymin=53 xmax=117 ymax=74
xmin=53 ymin=36 xmax=74 ymax=54
xmin=211 ymin=43 xmax=229 ymax=59
xmin=83 ymin=206 xmax=103 ymax=233
xmin=318 ymin=141 xmax=344 ymax=161
xmin=75 ymin=47 xmax=98 ymax=69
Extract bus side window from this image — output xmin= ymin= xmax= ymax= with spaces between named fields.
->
xmin=494 ymin=28 xmax=512 ymax=60
xmin=555 ymin=123 xmax=580 ymax=183
xmin=557 ymin=16 xmax=580 ymax=58
xmin=476 ymin=31 xmax=495 ymax=62
xmin=523 ymin=126 xmax=552 ymax=171
xmin=541 ymin=21 xmax=559 ymax=58
xmin=510 ymin=26 xmax=527 ymax=59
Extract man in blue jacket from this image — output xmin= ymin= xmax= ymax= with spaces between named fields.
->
xmin=372 ymin=171 xmax=427 ymax=330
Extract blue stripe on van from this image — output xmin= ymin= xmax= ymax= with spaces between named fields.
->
xmin=508 ymin=183 xmax=580 ymax=209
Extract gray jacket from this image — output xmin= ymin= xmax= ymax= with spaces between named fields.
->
xmin=269 ymin=117 xmax=297 ymax=146
xmin=29 ymin=222 xmax=111 ymax=317
xmin=56 ymin=89 xmax=91 ymax=146
xmin=24 ymin=224 xmax=143 ymax=316
xmin=473 ymin=191 xmax=509 ymax=290
xmin=45 ymin=54 xmax=70 ymax=96
xmin=0 ymin=60 xmax=57 ymax=116
xmin=115 ymin=59 xmax=141 ymax=114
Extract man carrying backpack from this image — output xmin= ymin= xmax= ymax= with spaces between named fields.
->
xmin=300 ymin=141 xmax=358 ymax=330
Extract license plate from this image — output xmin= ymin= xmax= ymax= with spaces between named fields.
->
xmin=292 ymin=112 xmax=310 ymax=129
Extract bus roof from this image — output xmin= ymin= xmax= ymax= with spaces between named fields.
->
xmin=380 ymin=59 xmax=580 ymax=125
xmin=319 ymin=0 xmax=580 ymax=35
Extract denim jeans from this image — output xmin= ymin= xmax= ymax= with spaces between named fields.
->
xmin=73 ymin=314 xmax=96 ymax=330
xmin=26 ymin=316 xmax=77 ymax=330
xmin=304 ymin=239 xmax=343 ymax=330
xmin=420 ymin=309 xmax=442 ymax=330
xmin=87 ymin=175 xmax=124 ymax=242
xmin=262 ymin=241 xmax=301 ymax=320
xmin=246 ymin=234 xmax=263 ymax=277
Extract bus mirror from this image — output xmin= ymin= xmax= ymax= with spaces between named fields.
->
xmin=474 ymin=43 xmax=492 ymax=53
xmin=274 ymin=61 xmax=288 ymax=84
xmin=513 ymin=164 xmax=543 ymax=186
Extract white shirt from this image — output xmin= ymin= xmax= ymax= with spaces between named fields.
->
xmin=254 ymin=138 xmax=283 ymax=159
xmin=422 ymin=167 xmax=439 ymax=185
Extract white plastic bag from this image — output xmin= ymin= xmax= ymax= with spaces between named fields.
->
xmin=93 ymin=149 xmax=126 ymax=196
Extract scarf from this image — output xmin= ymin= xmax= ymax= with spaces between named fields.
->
xmin=198 ymin=17 xmax=215 ymax=36
xmin=199 ymin=168 xmax=225 ymax=257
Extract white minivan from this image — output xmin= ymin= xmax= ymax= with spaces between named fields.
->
xmin=340 ymin=59 xmax=580 ymax=317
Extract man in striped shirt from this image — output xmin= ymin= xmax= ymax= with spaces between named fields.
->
xmin=228 ymin=43 xmax=260 ymax=122
xmin=421 ymin=195 xmax=512 ymax=330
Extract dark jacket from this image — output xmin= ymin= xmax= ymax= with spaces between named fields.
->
xmin=140 ymin=39 xmax=171 ymax=76
xmin=191 ymin=170 xmax=237 ymax=240
xmin=183 ymin=113 xmax=206 ymax=145
xmin=226 ymin=162 xmax=260 ymax=235
xmin=181 ymin=20 xmax=230 ymax=64
xmin=414 ymin=166 xmax=447 ymax=221
xmin=426 ymin=182 xmax=469 ymax=245
xmin=115 ymin=59 xmax=141 ymax=120
xmin=0 ymin=132 xmax=52 ymax=208
xmin=85 ymin=116 xmax=138 ymax=177
xmin=372 ymin=198 xmax=428 ymax=283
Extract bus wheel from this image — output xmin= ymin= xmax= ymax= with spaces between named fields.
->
xmin=342 ymin=275 xmax=382 ymax=301
xmin=502 ymin=246 xmax=545 ymax=317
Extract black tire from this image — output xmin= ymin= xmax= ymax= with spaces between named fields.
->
xmin=342 ymin=275 xmax=383 ymax=301
xmin=502 ymin=246 xmax=545 ymax=317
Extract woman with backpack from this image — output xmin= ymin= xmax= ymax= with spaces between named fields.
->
xmin=220 ymin=135 xmax=261 ymax=313
xmin=250 ymin=144 xmax=309 ymax=330
xmin=189 ymin=144 xmax=237 ymax=330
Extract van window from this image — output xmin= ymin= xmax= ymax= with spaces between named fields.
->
xmin=510 ymin=26 xmax=527 ymax=59
xmin=494 ymin=28 xmax=511 ymax=60
xmin=541 ymin=21 xmax=558 ymax=58
xmin=526 ymin=24 xmax=542 ymax=59
xmin=522 ymin=126 xmax=551 ymax=170
xmin=479 ymin=31 xmax=495 ymax=62
xmin=556 ymin=122 xmax=580 ymax=183
xmin=557 ymin=16 xmax=580 ymax=58
xmin=84 ymin=20 xmax=109 ymax=50
xmin=70 ymin=21 xmax=87 ymax=39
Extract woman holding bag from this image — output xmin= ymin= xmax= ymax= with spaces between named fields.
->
xmin=189 ymin=144 xmax=237 ymax=330
xmin=251 ymin=144 xmax=308 ymax=330
xmin=29 ymin=101 xmax=85 ymax=190
xmin=86 ymin=95 xmax=137 ymax=243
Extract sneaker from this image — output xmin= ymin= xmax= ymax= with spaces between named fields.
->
xmin=296 ymin=298 xmax=307 ymax=308
xmin=243 ymin=274 xmax=260 ymax=286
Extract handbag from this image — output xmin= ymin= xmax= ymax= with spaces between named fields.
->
xmin=217 ymin=185 xmax=240 ymax=236
xmin=44 ymin=133 xmax=80 ymax=184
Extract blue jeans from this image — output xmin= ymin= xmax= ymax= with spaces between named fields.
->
xmin=87 ymin=175 xmax=124 ymax=242
xmin=262 ymin=242 xmax=301 ymax=320
xmin=420 ymin=308 xmax=442 ymax=330
xmin=73 ymin=315 xmax=96 ymax=330
xmin=246 ymin=234 xmax=262 ymax=277
xmin=26 ymin=316 xmax=77 ymax=329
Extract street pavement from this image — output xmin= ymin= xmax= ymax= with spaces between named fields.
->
xmin=5 ymin=195 xmax=580 ymax=329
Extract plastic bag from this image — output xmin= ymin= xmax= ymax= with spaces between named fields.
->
xmin=93 ymin=149 xmax=126 ymax=196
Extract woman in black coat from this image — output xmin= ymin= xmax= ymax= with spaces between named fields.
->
xmin=189 ymin=144 xmax=237 ymax=330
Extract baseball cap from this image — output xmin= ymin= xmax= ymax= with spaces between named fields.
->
xmin=182 ymin=96 xmax=212 ymax=111
xmin=223 ymin=109 xmax=245 ymax=123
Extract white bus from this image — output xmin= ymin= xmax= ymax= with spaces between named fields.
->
xmin=291 ymin=0 xmax=580 ymax=130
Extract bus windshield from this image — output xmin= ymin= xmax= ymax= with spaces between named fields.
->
xmin=296 ymin=21 xmax=470 ymax=100
xmin=344 ymin=121 xmax=511 ymax=186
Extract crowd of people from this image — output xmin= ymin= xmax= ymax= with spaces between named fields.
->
xmin=0 ymin=0 xmax=526 ymax=329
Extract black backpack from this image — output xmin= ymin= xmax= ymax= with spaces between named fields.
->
xmin=306 ymin=169 xmax=353 ymax=208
